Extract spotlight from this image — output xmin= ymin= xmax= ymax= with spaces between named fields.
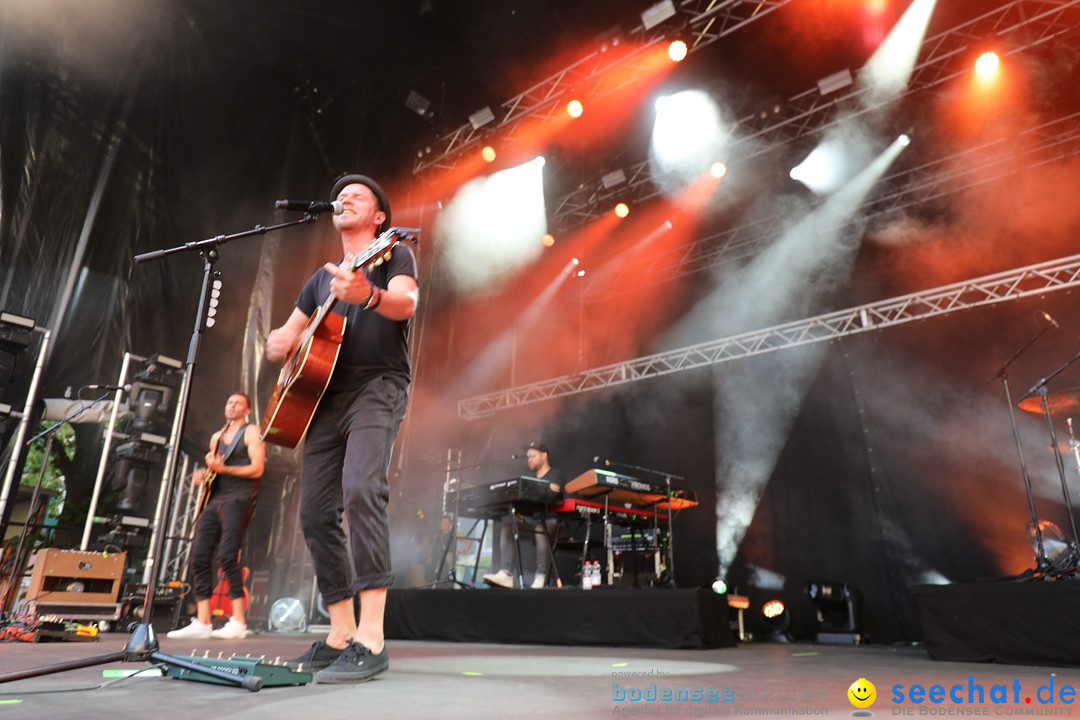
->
xmin=566 ymin=99 xmax=584 ymax=118
xmin=542 ymin=233 xmax=556 ymax=247
xmin=469 ymin=106 xmax=495 ymax=130
xmin=762 ymin=598 xmax=785 ymax=622
xmin=614 ymin=202 xmax=630 ymax=218
xmin=405 ymin=90 xmax=432 ymax=117
xmin=817 ymin=69 xmax=853 ymax=96
xmin=711 ymin=578 xmax=727 ymax=594
xmin=641 ymin=0 xmax=676 ymax=30
xmin=128 ymin=382 xmax=173 ymax=432
xmin=667 ymin=40 xmax=687 ymax=63
xmin=481 ymin=145 xmax=497 ymax=163
xmin=601 ymin=169 xmax=627 ymax=189
xmin=760 ymin=598 xmax=791 ymax=640
xmin=111 ymin=434 xmax=166 ymax=514
xmin=975 ymin=51 xmax=1000 ymax=79
xmin=806 ymin=581 xmax=862 ymax=643
xmin=710 ymin=162 xmax=727 ymax=179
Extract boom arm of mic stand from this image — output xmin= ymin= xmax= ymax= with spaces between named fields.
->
xmin=133 ymin=215 xmax=319 ymax=264
xmin=1017 ymin=348 xmax=1080 ymax=404
xmin=988 ymin=325 xmax=1052 ymax=385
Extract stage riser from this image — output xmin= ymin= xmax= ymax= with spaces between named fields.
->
xmin=912 ymin=582 xmax=1080 ymax=666
xmin=386 ymin=588 xmax=734 ymax=649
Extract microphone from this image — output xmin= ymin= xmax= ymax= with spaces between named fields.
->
xmin=1041 ymin=311 xmax=1064 ymax=333
xmin=592 ymin=456 xmax=611 ymax=467
xmin=87 ymin=384 xmax=132 ymax=392
xmin=275 ymin=199 xmax=344 ymax=214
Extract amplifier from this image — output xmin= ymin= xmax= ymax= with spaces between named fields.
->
xmin=26 ymin=548 xmax=126 ymax=605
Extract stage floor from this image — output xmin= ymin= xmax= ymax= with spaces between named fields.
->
xmin=0 ymin=632 xmax=1075 ymax=719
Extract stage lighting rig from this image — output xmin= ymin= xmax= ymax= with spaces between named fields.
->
xmin=125 ymin=354 xmax=181 ymax=434
xmin=111 ymin=435 xmax=167 ymax=514
xmin=806 ymin=580 xmax=862 ymax=644
xmin=0 ymin=312 xmax=34 ymax=443
xmin=641 ymin=0 xmax=676 ymax=30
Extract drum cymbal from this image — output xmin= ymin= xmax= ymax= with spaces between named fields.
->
xmin=1017 ymin=387 xmax=1080 ymax=417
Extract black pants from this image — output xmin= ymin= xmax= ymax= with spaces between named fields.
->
xmin=499 ymin=515 xmax=556 ymax=577
xmin=299 ymin=375 xmax=408 ymax=605
xmin=191 ymin=494 xmax=255 ymax=601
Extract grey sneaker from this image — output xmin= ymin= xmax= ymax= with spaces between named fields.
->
xmin=285 ymin=640 xmax=345 ymax=671
xmin=314 ymin=641 xmax=389 ymax=684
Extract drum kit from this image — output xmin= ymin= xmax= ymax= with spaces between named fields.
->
xmin=1015 ymin=387 xmax=1080 ymax=574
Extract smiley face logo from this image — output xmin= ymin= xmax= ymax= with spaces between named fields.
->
xmin=848 ymin=678 xmax=876 ymax=709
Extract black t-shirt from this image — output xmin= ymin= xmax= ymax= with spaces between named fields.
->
xmin=296 ymin=243 xmax=418 ymax=392
xmin=541 ymin=468 xmax=567 ymax=504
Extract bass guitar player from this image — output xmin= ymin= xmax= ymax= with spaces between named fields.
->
xmin=167 ymin=391 xmax=265 ymax=641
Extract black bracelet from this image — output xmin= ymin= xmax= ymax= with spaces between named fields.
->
xmin=368 ymin=287 xmax=383 ymax=311
xmin=361 ymin=285 xmax=376 ymax=309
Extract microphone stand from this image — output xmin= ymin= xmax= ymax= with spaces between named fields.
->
xmin=1014 ymin=347 xmax=1080 ymax=576
xmin=989 ymin=325 xmax=1056 ymax=575
xmin=0 ymin=213 xmax=321 ymax=691
xmin=600 ymin=459 xmax=685 ymax=588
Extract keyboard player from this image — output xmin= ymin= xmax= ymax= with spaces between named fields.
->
xmin=482 ymin=442 xmax=566 ymax=589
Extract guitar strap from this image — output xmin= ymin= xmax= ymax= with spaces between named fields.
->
xmin=218 ymin=422 xmax=248 ymax=466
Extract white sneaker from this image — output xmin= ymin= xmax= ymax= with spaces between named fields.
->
xmin=530 ymin=573 xmax=547 ymax=589
xmin=482 ymin=570 xmax=514 ymax=588
xmin=167 ymin=618 xmax=213 ymax=640
xmin=210 ymin=617 xmax=247 ymax=640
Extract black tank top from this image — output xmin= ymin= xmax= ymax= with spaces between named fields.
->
xmin=213 ymin=423 xmax=259 ymax=501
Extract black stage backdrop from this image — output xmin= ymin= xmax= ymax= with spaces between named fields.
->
xmin=3 ymin=2 xmax=1080 ymax=647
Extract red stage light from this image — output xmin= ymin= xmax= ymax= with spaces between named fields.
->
xmin=566 ymin=99 xmax=584 ymax=118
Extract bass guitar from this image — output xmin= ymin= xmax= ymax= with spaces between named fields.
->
xmin=261 ymin=226 xmax=419 ymax=447
xmin=195 ymin=469 xmax=217 ymax=516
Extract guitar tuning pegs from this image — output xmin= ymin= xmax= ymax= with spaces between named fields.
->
xmin=372 ymin=257 xmax=384 ymax=267
xmin=382 ymin=250 xmax=392 ymax=262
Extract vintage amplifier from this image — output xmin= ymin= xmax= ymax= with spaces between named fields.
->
xmin=25 ymin=548 xmax=127 ymax=605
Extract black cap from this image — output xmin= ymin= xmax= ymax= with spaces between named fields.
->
xmin=331 ymin=174 xmax=392 ymax=234
xmin=526 ymin=442 xmax=549 ymax=454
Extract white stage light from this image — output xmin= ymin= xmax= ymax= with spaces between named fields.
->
xmin=650 ymin=90 xmax=728 ymax=182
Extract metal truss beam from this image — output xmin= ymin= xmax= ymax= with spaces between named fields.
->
xmin=581 ymin=110 xmax=1080 ymax=298
xmin=412 ymin=1 xmax=799 ymax=175
xmin=459 ymin=252 xmax=1080 ymax=419
xmin=550 ymin=0 xmax=1080 ymax=232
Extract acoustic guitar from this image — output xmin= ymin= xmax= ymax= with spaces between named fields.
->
xmin=261 ymin=226 xmax=418 ymax=447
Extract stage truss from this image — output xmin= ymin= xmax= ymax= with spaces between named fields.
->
xmin=549 ymin=0 xmax=1080 ymax=232
xmin=458 ymin=253 xmax=1080 ymax=419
